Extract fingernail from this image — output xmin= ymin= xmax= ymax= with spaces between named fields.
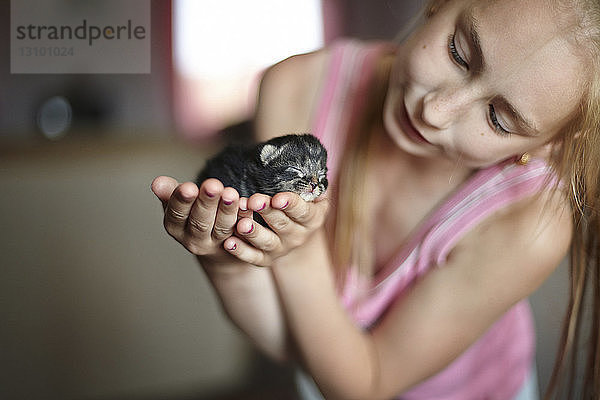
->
xmin=280 ymin=200 xmax=289 ymax=210
xmin=239 ymin=205 xmax=248 ymax=211
xmin=205 ymin=190 xmax=215 ymax=198
xmin=223 ymin=199 xmax=233 ymax=206
xmin=227 ymin=243 xmax=237 ymax=251
xmin=257 ymin=202 xmax=266 ymax=212
xmin=244 ymin=224 xmax=254 ymax=234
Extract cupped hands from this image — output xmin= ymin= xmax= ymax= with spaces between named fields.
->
xmin=151 ymin=176 xmax=329 ymax=267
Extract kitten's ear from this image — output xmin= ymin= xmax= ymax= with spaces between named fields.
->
xmin=260 ymin=143 xmax=288 ymax=165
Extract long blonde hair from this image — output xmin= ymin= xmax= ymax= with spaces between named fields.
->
xmin=330 ymin=53 xmax=393 ymax=280
xmin=332 ymin=0 xmax=600 ymax=398
xmin=545 ymin=48 xmax=600 ymax=400
xmin=537 ymin=1 xmax=600 ymax=397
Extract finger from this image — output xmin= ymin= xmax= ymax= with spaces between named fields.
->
xmin=236 ymin=217 xmax=281 ymax=253
xmin=212 ymin=187 xmax=240 ymax=241
xmin=187 ymin=179 xmax=223 ymax=236
xmin=255 ymin=197 xmax=296 ymax=234
xmin=164 ymin=182 xmax=199 ymax=237
xmin=151 ymin=176 xmax=179 ymax=208
xmin=223 ymin=237 xmax=268 ymax=267
xmin=247 ymin=193 xmax=289 ymax=231
xmin=237 ymin=197 xmax=253 ymax=219
xmin=271 ymin=192 xmax=327 ymax=226
xmin=247 ymin=193 xmax=270 ymax=214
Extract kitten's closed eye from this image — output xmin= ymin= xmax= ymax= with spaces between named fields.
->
xmin=286 ymin=165 xmax=328 ymax=201
xmin=285 ymin=166 xmax=303 ymax=175
xmin=196 ymin=133 xmax=328 ymax=203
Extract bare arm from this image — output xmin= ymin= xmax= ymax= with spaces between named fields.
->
xmin=206 ymin=48 xmax=330 ymax=358
xmin=199 ymin=257 xmax=289 ymax=362
xmin=151 ymin=176 xmax=290 ymax=360
xmin=239 ymin=190 xmax=572 ymax=400
xmin=151 ymin=49 xmax=330 ymax=361
xmin=254 ymin=49 xmax=328 ymax=141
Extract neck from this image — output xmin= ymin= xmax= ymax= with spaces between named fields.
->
xmin=374 ymin=129 xmax=475 ymax=191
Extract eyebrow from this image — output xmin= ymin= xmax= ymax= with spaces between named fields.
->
xmin=461 ymin=8 xmax=540 ymax=136
xmin=461 ymin=8 xmax=485 ymax=73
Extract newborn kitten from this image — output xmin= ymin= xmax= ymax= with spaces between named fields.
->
xmin=196 ymin=133 xmax=328 ymax=202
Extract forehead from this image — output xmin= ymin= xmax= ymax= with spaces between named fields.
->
xmin=471 ymin=0 xmax=586 ymax=135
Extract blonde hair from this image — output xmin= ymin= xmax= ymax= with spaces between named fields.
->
xmin=544 ymin=58 xmax=600 ymax=400
xmin=540 ymin=1 xmax=600 ymax=397
xmin=331 ymin=0 xmax=600 ymax=398
xmin=330 ymin=54 xmax=393 ymax=280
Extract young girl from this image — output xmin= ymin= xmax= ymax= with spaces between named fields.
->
xmin=152 ymin=0 xmax=600 ymax=398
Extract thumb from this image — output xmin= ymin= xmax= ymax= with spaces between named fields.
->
xmin=151 ymin=176 xmax=180 ymax=205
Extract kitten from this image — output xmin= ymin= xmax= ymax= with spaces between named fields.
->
xmin=196 ymin=133 xmax=328 ymax=202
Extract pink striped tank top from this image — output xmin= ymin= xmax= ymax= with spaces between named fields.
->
xmin=312 ymin=39 xmax=553 ymax=400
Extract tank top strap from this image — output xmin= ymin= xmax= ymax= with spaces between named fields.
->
xmin=424 ymin=158 xmax=556 ymax=267
xmin=345 ymin=158 xmax=555 ymax=326
xmin=311 ymin=39 xmax=396 ymax=181
xmin=374 ymin=158 xmax=555 ymax=295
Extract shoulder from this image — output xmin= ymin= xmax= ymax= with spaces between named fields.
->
xmin=254 ymin=47 xmax=331 ymax=141
xmin=364 ymin=185 xmax=572 ymax=395
xmin=448 ymin=185 xmax=572 ymax=302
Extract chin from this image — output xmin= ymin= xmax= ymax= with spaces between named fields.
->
xmin=299 ymin=187 xmax=325 ymax=201
xmin=300 ymin=193 xmax=315 ymax=201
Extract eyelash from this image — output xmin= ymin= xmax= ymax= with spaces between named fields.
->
xmin=488 ymin=104 xmax=511 ymax=136
xmin=448 ymin=34 xmax=468 ymax=69
xmin=448 ymin=34 xmax=511 ymax=137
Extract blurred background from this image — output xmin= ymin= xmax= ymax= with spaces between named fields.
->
xmin=0 ymin=1 xmax=568 ymax=399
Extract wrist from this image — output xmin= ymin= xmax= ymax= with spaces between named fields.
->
xmin=197 ymin=253 xmax=254 ymax=274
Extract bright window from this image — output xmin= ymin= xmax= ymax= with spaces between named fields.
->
xmin=173 ymin=0 xmax=324 ymax=138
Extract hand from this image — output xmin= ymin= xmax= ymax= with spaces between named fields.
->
xmin=223 ymin=192 xmax=329 ymax=267
xmin=151 ymin=176 xmax=251 ymax=260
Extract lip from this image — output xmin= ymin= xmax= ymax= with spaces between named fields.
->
xmin=396 ymin=98 xmax=430 ymax=145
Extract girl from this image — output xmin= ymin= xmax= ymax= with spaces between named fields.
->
xmin=152 ymin=0 xmax=600 ymax=398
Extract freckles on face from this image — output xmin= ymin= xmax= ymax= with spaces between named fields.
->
xmin=386 ymin=0 xmax=586 ymax=167
xmin=476 ymin=0 xmax=585 ymax=136
xmin=396 ymin=20 xmax=450 ymax=87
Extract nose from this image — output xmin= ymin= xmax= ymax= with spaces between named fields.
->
xmin=421 ymin=86 xmax=473 ymax=130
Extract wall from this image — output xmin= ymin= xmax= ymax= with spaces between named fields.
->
xmin=0 ymin=1 xmax=260 ymax=399
xmin=0 ymin=138 xmax=262 ymax=400
xmin=0 ymin=0 xmax=173 ymax=141
xmin=340 ymin=0 xmax=424 ymax=40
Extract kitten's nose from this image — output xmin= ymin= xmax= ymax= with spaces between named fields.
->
xmin=310 ymin=177 xmax=318 ymax=191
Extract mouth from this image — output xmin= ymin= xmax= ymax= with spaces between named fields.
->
xmin=396 ymin=98 xmax=430 ymax=145
xmin=300 ymin=191 xmax=319 ymax=202
xmin=299 ymin=182 xmax=323 ymax=202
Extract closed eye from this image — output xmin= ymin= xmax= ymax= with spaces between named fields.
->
xmin=285 ymin=166 xmax=303 ymax=175
xmin=488 ymin=104 xmax=511 ymax=137
xmin=448 ymin=33 xmax=468 ymax=70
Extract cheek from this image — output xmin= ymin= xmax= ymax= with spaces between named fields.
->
xmin=398 ymin=25 xmax=448 ymax=84
xmin=397 ymin=47 xmax=431 ymax=87
xmin=451 ymin=134 xmax=519 ymax=167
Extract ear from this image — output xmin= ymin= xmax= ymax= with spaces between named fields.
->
xmin=260 ymin=143 xmax=287 ymax=165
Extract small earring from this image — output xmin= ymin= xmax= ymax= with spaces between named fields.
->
xmin=516 ymin=152 xmax=530 ymax=165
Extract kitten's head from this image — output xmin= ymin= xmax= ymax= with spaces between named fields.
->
xmin=258 ymin=134 xmax=328 ymax=201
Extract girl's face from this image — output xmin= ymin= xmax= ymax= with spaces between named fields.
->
xmin=384 ymin=0 xmax=586 ymax=168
